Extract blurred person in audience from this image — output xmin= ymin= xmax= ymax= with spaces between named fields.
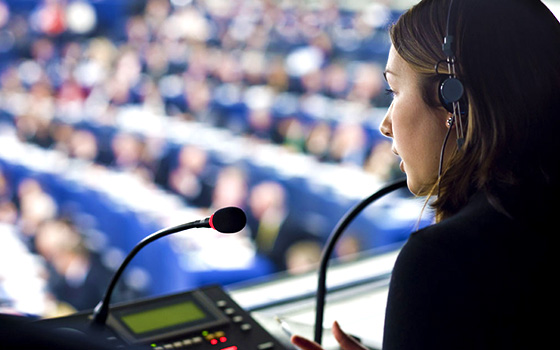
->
xmin=284 ymin=239 xmax=322 ymax=275
xmin=111 ymin=132 xmax=143 ymax=169
xmin=56 ymin=75 xmax=86 ymax=120
xmin=12 ymin=78 xmax=56 ymax=149
xmin=14 ymin=110 xmax=53 ymax=149
xmin=143 ymin=0 xmax=172 ymax=38
xmin=83 ymin=37 xmax=116 ymax=78
xmin=2 ymin=11 xmax=31 ymax=58
xmin=210 ymin=165 xmax=248 ymax=211
xmin=144 ymin=42 xmax=170 ymax=79
xmin=241 ymin=50 xmax=267 ymax=86
xmin=110 ymin=132 xmax=155 ymax=182
xmin=327 ymin=122 xmax=368 ymax=166
xmin=0 ymin=66 xmax=24 ymax=114
xmin=334 ymin=234 xmax=362 ymax=263
xmin=50 ymin=122 xmax=75 ymax=154
xmin=300 ymin=68 xmax=324 ymax=95
xmin=15 ymin=178 xmax=57 ymax=249
xmin=0 ymin=0 xmax=8 ymax=28
xmin=246 ymin=181 xmax=317 ymax=272
xmin=274 ymin=116 xmax=306 ymax=153
xmin=183 ymin=78 xmax=212 ymax=119
xmin=125 ymin=15 xmax=151 ymax=51
xmin=168 ymin=144 xmax=214 ymax=208
xmin=23 ymin=80 xmax=55 ymax=143
xmin=133 ymin=74 xmax=166 ymax=115
xmin=0 ymin=169 xmax=16 ymax=225
xmin=106 ymin=47 xmax=143 ymax=106
xmin=304 ymin=121 xmax=333 ymax=162
xmin=346 ymin=62 xmax=385 ymax=106
xmin=323 ymin=61 xmax=351 ymax=99
xmin=363 ymin=139 xmax=401 ymax=182
xmin=29 ymin=36 xmax=57 ymax=67
xmin=33 ymin=218 xmax=113 ymax=312
xmin=67 ymin=128 xmax=99 ymax=162
xmin=183 ymin=44 xmax=211 ymax=80
xmin=212 ymin=50 xmax=243 ymax=84
xmin=291 ymin=1 xmax=560 ymax=350
xmin=265 ymin=56 xmax=290 ymax=92
xmin=0 ymin=201 xmax=17 ymax=225
xmin=0 ymin=168 xmax=12 ymax=203
xmin=31 ymin=0 xmax=68 ymax=36
xmin=246 ymin=107 xmax=274 ymax=141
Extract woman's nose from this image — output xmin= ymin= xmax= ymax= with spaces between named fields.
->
xmin=379 ymin=107 xmax=393 ymax=138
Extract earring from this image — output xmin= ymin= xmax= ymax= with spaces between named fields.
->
xmin=446 ymin=116 xmax=454 ymax=128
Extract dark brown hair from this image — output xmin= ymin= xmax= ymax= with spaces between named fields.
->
xmin=390 ymin=0 xmax=560 ymax=221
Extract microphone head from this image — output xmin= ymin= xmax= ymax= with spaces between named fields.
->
xmin=209 ymin=207 xmax=247 ymax=233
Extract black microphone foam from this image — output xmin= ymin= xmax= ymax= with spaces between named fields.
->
xmin=209 ymin=207 xmax=247 ymax=233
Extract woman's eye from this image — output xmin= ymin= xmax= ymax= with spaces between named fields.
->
xmin=385 ymin=88 xmax=396 ymax=97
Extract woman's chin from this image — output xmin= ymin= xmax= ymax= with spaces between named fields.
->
xmin=406 ymin=178 xmax=436 ymax=197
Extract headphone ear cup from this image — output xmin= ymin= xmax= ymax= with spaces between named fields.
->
xmin=439 ymin=76 xmax=465 ymax=113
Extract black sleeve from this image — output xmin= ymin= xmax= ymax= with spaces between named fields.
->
xmin=382 ymin=232 xmax=482 ymax=350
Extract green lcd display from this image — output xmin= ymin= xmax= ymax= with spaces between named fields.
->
xmin=120 ymin=301 xmax=207 ymax=335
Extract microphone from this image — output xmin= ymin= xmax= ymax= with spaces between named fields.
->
xmin=91 ymin=207 xmax=247 ymax=328
xmin=209 ymin=206 xmax=247 ymax=233
xmin=313 ymin=178 xmax=407 ymax=344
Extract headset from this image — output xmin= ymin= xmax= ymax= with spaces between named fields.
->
xmin=437 ymin=0 xmax=467 ymax=148
xmin=436 ymin=0 xmax=467 ymax=188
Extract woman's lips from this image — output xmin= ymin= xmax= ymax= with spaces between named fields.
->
xmin=392 ymin=148 xmax=405 ymax=172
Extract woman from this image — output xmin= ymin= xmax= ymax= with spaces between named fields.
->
xmin=291 ymin=0 xmax=560 ymax=349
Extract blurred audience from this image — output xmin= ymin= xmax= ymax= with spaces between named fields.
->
xmin=0 ymin=0 xmax=396 ymax=174
xmin=0 ymin=163 xmax=145 ymax=316
xmin=0 ymin=0 xmax=405 ymax=318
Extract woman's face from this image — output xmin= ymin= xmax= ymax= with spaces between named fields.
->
xmin=380 ymin=46 xmax=453 ymax=195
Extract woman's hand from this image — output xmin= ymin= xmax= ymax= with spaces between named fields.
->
xmin=290 ymin=321 xmax=368 ymax=350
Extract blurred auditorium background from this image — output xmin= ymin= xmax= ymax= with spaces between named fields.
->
xmin=1 ymin=0 xmax=558 ymax=321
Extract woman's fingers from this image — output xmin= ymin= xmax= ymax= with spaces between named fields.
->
xmin=290 ymin=321 xmax=367 ymax=350
xmin=331 ymin=321 xmax=368 ymax=350
xmin=290 ymin=335 xmax=324 ymax=350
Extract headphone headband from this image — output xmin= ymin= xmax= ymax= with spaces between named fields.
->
xmin=443 ymin=0 xmax=456 ymax=60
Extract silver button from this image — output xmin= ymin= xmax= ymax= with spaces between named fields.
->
xmin=258 ymin=341 xmax=274 ymax=350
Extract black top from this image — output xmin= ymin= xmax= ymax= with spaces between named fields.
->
xmin=382 ymin=191 xmax=555 ymax=349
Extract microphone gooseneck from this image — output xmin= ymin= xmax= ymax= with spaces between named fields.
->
xmin=91 ymin=207 xmax=246 ymax=328
xmin=313 ymin=178 xmax=408 ymax=344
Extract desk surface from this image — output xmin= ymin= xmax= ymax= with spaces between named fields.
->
xmin=228 ymin=246 xmax=402 ymax=350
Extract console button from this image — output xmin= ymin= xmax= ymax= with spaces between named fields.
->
xmin=258 ymin=341 xmax=274 ymax=350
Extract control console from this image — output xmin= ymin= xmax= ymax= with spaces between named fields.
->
xmin=37 ymin=285 xmax=288 ymax=350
